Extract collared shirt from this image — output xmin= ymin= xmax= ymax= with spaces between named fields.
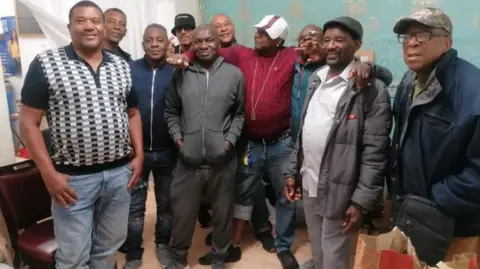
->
xmin=21 ymin=43 xmax=137 ymax=175
xmin=301 ymin=61 xmax=354 ymax=197
xmin=103 ymin=46 xmax=132 ymax=62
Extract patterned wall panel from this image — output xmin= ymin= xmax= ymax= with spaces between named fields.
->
xmin=201 ymin=0 xmax=480 ymax=84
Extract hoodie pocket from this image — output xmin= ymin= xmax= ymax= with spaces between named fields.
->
xmin=203 ymin=128 xmax=228 ymax=165
xmin=180 ymin=130 xmax=203 ymax=165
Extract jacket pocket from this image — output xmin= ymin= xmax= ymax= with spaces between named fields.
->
xmin=327 ymin=144 xmax=360 ymax=185
xmin=180 ymin=130 xmax=203 ymax=165
xmin=203 ymin=128 xmax=228 ymax=165
xmin=421 ymin=112 xmax=453 ymax=179
xmin=422 ymin=113 xmax=453 ymax=133
xmin=325 ymin=181 xmax=356 ymax=219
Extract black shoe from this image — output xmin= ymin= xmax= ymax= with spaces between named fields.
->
xmin=205 ymin=232 xmax=212 ymax=246
xmin=211 ymin=260 xmax=226 ymax=269
xmin=255 ymin=231 xmax=276 ymax=253
xmin=277 ymin=250 xmax=299 ymax=269
xmin=197 ymin=204 xmax=212 ymax=228
xmin=198 ymin=246 xmax=242 ymax=265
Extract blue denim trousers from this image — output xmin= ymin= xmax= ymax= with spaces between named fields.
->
xmin=235 ymin=135 xmax=296 ymax=252
xmin=52 ymin=164 xmax=131 ymax=269
xmin=122 ymin=150 xmax=174 ymax=261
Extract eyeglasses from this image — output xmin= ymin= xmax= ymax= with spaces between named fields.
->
xmin=397 ymin=31 xmax=449 ymax=44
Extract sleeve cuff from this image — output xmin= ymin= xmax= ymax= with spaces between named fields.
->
xmin=351 ymin=201 xmax=370 ymax=214
xmin=225 ymin=133 xmax=237 ymax=146
xmin=172 ymin=132 xmax=183 ymax=142
xmin=366 ymin=61 xmax=376 ymax=75
xmin=20 ymin=100 xmax=48 ymax=110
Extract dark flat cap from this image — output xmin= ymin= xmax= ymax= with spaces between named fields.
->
xmin=323 ymin=16 xmax=363 ymax=40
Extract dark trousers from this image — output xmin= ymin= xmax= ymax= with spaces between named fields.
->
xmin=198 ymin=178 xmax=273 ymax=235
xmin=251 ymin=180 xmax=274 ymax=234
xmin=122 ymin=151 xmax=174 ymax=261
xmin=170 ymin=156 xmax=237 ymax=262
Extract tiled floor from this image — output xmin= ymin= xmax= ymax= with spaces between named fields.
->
xmin=116 ymin=186 xmax=312 ymax=268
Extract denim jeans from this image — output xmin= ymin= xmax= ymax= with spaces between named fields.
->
xmin=235 ymin=135 xmax=296 ymax=252
xmin=52 ymin=164 xmax=131 ymax=269
xmin=122 ymin=150 xmax=174 ymax=261
xmin=250 ymin=180 xmax=273 ymax=234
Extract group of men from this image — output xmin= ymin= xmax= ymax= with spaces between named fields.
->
xmin=18 ymin=0 xmax=480 ymax=269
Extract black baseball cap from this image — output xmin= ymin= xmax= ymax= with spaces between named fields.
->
xmin=171 ymin=13 xmax=196 ymax=35
xmin=323 ymin=16 xmax=363 ymax=40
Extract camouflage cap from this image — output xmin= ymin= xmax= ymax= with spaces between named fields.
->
xmin=393 ymin=7 xmax=453 ymax=36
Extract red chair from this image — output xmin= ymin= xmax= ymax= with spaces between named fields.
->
xmin=0 ymin=164 xmax=120 ymax=269
xmin=0 ymin=165 xmax=55 ymax=269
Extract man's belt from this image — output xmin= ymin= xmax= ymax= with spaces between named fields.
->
xmin=250 ymin=130 xmax=291 ymax=145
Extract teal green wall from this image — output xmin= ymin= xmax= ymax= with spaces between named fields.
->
xmin=201 ymin=0 xmax=480 ymax=84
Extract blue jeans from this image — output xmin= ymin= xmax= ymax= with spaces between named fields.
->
xmin=250 ymin=180 xmax=274 ymax=235
xmin=235 ymin=136 xmax=296 ymax=252
xmin=52 ymin=164 xmax=131 ymax=269
xmin=122 ymin=150 xmax=174 ymax=261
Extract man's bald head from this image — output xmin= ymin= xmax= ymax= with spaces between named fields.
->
xmin=193 ymin=24 xmax=219 ymax=40
xmin=210 ymin=13 xmax=235 ymax=47
xmin=211 ymin=13 xmax=231 ymax=23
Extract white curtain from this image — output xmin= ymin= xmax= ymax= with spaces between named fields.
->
xmin=19 ymin=0 xmax=180 ymax=60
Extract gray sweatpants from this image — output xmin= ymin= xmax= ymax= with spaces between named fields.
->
xmin=303 ymin=189 xmax=358 ymax=269
xmin=169 ymin=156 xmax=236 ymax=262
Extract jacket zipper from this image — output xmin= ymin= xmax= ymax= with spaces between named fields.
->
xmin=202 ymin=70 xmax=210 ymax=159
xmin=149 ymin=69 xmax=157 ymax=150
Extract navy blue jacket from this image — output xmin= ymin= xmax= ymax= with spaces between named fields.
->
xmin=130 ymin=57 xmax=175 ymax=152
xmin=391 ymin=49 xmax=480 ymax=237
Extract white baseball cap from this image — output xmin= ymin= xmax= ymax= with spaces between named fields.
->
xmin=254 ymin=15 xmax=289 ymax=40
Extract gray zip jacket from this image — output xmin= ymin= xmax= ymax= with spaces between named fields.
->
xmin=164 ymin=56 xmax=245 ymax=166
xmin=284 ymin=67 xmax=392 ymax=219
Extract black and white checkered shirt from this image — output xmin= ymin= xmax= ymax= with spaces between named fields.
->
xmin=21 ymin=44 xmax=137 ymax=175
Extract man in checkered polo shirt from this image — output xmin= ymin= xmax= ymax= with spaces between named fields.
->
xmin=19 ymin=1 xmax=143 ymax=269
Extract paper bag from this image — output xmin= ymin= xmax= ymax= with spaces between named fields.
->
xmin=437 ymin=253 xmax=477 ymax=269
xmin=355 ymin=226 xmax=478 ymax=269
xmin=354 ymin=227 xmax=408 ymax=269
xmin=379 ymin=250 xmax=415 ymax=269
xmin=446 ymin=237 xmax=480 ymax=261
xmin=414 ymin=246 xmax=477 ymax=269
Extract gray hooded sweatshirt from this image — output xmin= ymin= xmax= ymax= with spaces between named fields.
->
xmin=164 ymin=56 xmax=245 ymax=166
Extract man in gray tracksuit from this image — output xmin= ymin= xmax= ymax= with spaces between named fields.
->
xmin=164 ymin=24 xmax=245 ymax=269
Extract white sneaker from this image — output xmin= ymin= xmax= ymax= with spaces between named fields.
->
xmin=300 ymin=259 xmax=315 ymax=269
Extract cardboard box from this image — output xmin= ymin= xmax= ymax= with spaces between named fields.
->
xmin=355 ymin=50 xmax=375 ymax=62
